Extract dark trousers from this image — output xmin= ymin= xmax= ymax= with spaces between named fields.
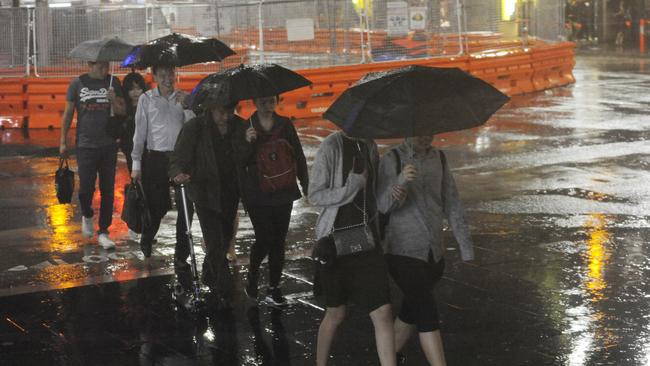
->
xmin=194 ymin=205 xmax=231 ymax=293
xmin=386 ymin=253 xmax=445 ymax=333
xmin=247 ymin=203 xmax=293 ymax=288
xmin=77 ymin=144 xmax=118 ymax=234
xmin=221 ymin=193 xmax=239 ymax=246
xmin=141 ymin=151 xmax=193 ymax=263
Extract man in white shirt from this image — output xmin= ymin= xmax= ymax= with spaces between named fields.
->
xmin=131 ymin=64 xmax=195 ymax=276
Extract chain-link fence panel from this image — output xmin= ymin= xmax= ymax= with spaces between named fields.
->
xmin=23 ymin=0 xmax=569 ymax=78
xmin=526 ymin=0 xmax=566 ymax=42
xmin=368 ymin=0 xmax=464 ymax=62
xmin=33 ymin=5 xmax=170 ymax=77
xmin=461 ymin=0 xmax=566 ymax=53
xmin=0 ymin=7 xmax=29 ymax=77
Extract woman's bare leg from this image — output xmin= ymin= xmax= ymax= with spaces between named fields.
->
xmin=419 ymin=330 xmax=447 ymax=366
xmin=369 ymin=304 xmax=397 ymax=366
xmin=394 ymin=316 xmax=416 ymax=352
xmin=316 ymin=305 xmax=346 ymax=366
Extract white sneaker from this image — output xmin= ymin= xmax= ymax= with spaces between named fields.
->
xmin=98 ymin=233 xmax=116 ymax=250
xmin=81 ymin=216 xmax=94 ymax=238
xmin=128 ymin=229 xmax=139 ymax=242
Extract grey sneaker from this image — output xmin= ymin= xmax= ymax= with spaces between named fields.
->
xmin=81 ymin=216 xmax=94 ymax=238
xmin=98 ymin=233 xmax=116 ymax=249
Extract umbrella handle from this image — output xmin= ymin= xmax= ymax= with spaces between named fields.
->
xmin=108 ymin=72 xmax=115 ymax=117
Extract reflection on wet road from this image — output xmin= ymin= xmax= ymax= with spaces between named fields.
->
xmin=1 ymin=56 xmax=650 ymax=365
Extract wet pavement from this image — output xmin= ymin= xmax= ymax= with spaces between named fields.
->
xmin=1 ymin=55 xmax=650 ymax=365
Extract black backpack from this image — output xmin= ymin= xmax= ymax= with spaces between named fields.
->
xmin=55 ymin=157 xmax=75 ymax=204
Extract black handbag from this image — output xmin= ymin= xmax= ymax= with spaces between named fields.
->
xmin=121 ymin=180 xmax=151 ymax=234
xmin=331 ymin=187 xmax=376 ymax=257
xmin=54 ymin=157 xmax=75 ymax=204
xmin=311 ymin=235 xmax=337 ymax=268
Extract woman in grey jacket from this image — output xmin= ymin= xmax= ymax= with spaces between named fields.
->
xmin=377 ymin=135 xmax=474 ymax=366
xmin=309 ymin=131 xmax=397 ymax=366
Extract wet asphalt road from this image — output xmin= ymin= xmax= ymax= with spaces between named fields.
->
xmin=1 ymin=55 xmax=650 ymax=365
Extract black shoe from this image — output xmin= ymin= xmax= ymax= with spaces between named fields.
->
xmin=245 ymin=272 xmax=258 ymax=300
xmin=140 ymin=239 xmax=152 ymax=258
xmin=265 ymin=287 xmax=287 ymax=307
xmin=397 ymin=352 xmax=407 ymax=365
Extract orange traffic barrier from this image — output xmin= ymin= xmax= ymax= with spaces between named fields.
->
xmin=0 ymin=78 xmax=25 ymax=128
xmin=0 ymin=42 xmax=575 ymax=129
xmin=25 ymin=77 xmax=72 ymax=129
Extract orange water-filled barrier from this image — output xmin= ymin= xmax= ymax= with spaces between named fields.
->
xmin=0 ymin=40 xmax=575 ymax=129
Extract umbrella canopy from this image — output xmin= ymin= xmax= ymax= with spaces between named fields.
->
xmin=69 ymin=36 xmax=134 ymax=62
xmin=187 ymin=64 xmax=312 ymax=111
xmin=250 ymin=63 xmax=312 ymax=95
xmin=122 ymin=33 xmax=235 ymax=68
xmin=323 ymin=65 xmax=510 ymax=139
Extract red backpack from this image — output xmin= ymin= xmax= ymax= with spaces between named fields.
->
xmin=254 ymin=119 xmax=297 ymax=193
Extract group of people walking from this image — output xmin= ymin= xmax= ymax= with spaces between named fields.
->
xmin=59 ymin=59 xmax=474 ymax=365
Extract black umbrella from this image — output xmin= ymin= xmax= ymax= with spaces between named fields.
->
xmin=121 ymin=33 xmax=235 ymax=68
xmin=69 ymin=36 xmax=134 ymax=62
xmin=251 ymin=63 xmax=312 ymax=95
xmin=187 ymin=64 xmax=312 ymax=111
xmin=323 ymin=65 xmax=510 ymax=139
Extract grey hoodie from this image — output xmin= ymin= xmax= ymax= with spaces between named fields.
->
xmin=308 ymin=132 xmax=379 ymax=240
xmin=377 ymin=143 xmax=474 ymax=262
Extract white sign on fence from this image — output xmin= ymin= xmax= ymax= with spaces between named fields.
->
xmin=410 ymin=7 xmax=427 ymax=30
xmin=387 ymin=1 xmax=409 ymax=37
xmin=286 ymin=18 xmax=315 ymax=42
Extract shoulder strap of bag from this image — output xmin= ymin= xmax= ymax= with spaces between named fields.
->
xmin=392 ymin=149 xmax=401 ymax=175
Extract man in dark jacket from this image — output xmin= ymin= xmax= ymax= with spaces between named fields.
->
xmin=169 ymin=99 xmax=247 ymax=304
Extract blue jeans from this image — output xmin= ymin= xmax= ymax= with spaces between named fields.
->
xmin=76 ymin=144 xmax=118 ymax=234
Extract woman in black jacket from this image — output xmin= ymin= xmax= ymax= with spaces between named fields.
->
xmin=120 ymin=72 xmax=147 ymax=242
xmin=170 ymin=99 xmax=247 ymax=306
xmin=120 ymin=72 xmax=146 ymax=174
xmin=236 ymin=95 xmax=309 ymax=306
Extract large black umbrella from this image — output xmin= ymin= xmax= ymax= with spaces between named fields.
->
xmin=323 ymin=65 xmax=510 ymax=139
xmin=121 ymin=33 xmax=235 ymax=68
xmin=69 ymin=36 xmax=134 ymax=62
xmin=187 ymin=64 xmax=312 ymax=111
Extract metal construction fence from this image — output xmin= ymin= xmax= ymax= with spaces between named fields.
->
xmin=0 ymin=0 xmax=567 ymax=78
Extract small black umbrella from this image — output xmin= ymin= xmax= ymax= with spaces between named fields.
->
xmin=187 ymin=64 xmax=312 ymax=111
xmin=122 ymin=33 xmax=235 ymax=68
xmin=69 ymin=36 xmax=134 ymax=62
xmin=323 ymin=65 xmax=510 ymax=139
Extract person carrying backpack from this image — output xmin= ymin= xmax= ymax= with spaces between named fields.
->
xmin=235 ymin=95 xmax=309 ymax=306
xmin=377 ymin=136 xmax=474 ymax=366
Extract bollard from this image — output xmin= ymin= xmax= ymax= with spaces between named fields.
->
xmin=641 ymin=19 xmax=646 ymax=54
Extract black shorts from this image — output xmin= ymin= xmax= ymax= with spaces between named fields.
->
xmin=319 ymin=251 xmax=391 ymax=313
xmin=386 ymin=254 xmax=445 ymax=333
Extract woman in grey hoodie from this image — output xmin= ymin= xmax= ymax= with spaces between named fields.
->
xmin=309 ymin=131 xmax=397 ymax=366
xmin=377 ymin=135 xmax=475 ymax=366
